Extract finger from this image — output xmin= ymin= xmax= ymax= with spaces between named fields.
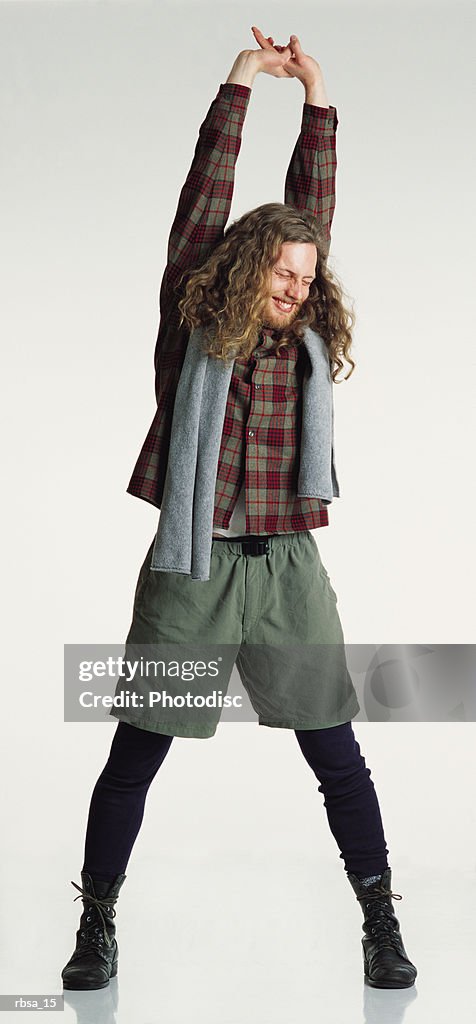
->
xmin=252 ymin=26 xmax=274 ymax=50
xmin=290 ymin=33 xmax=303 ymax=54
xmin=251 ymin=26 xmax=269 ymax=43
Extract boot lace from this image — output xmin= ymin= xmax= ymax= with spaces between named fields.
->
xmin=357 ymin=883 xmax=404 ymax=949
xmin=70 ymin=880 xmax=118 ymax=949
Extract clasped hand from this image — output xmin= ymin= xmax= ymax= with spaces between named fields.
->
xmin=246 ymin=25 xmax=321 ymax=85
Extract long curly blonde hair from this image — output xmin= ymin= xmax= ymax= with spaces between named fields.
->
xmin=177 ymin=202 xmax=356 ymax=383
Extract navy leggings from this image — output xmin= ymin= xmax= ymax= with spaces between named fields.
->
xmin=82 ymin=721 xmax=389 ymax=882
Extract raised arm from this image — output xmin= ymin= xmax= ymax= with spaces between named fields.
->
xmin=284 ymin=94 xmax=338 ymax=260
xmin=158 ymin=79 xmax=252 ymax=314
xmin=250 ymin=28 xmax=338 ymax=259
xmin=153 ymin=71 xmax=252 ymax=391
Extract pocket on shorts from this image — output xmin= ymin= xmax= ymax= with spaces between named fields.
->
xmin=318 ymin=563 xmax=338 ymax=602
xmin=133 ymin=538 xmax=155 ymax=608
xmin=306 ymin=533 xmax=338 ymax=603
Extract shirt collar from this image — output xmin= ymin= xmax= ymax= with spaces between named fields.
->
xmin=260 ymin=325 xmax=280 ymax=342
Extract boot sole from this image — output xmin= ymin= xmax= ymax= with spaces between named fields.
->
xmin=365 ymin=977 xmax=416 ymax=988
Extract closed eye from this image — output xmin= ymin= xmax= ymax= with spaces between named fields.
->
xmin=276 ymin=271 xmax=314 ymax=285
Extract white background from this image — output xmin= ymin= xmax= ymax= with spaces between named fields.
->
xmin=1 ymin=2 xmax=475 ymax=1022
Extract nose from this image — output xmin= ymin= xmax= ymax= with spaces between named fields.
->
xmin=285 ymin=286 xmax=302 ymax=302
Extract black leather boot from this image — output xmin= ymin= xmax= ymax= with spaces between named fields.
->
xmin=347 ymin=867 xmax=417 ymax=988
xmin=61 ymin=871 xmax=126 ymax=990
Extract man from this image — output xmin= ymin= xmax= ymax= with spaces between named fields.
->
xmin=61 ymin=28 xmax=418 ymax=992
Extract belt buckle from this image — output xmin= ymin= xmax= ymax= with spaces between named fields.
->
xmin=242 ymin=537 xmax=270 ymax=557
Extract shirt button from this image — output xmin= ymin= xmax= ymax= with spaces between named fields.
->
xmin=248 ymin=430 xmax=255 ymax=438
xmin=255 ymin=383 xmax=261 ymax=389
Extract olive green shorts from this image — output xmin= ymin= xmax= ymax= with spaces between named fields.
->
xmin=110 ymin=530 xmax=360 ymax=739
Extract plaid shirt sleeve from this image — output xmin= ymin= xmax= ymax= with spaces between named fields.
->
xmin=153 ymin=82 xmax=251 ymax=403
xmin=284 ymin=103 xmax=338 ymax=258
xmin=125 ymin=83 xmax=251 ymax=507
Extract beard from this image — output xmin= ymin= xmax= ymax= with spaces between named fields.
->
xmin=258 ymin=294 xmax=302 ymax=332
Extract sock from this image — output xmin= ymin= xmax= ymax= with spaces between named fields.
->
xmin=357 ymin=873 xmax=384 ymax=886
xmin=81 ymin=870 xmax=116 ymax=884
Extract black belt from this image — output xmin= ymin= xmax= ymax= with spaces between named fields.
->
xmin=212 ymin=534 xmax=273 ymax=556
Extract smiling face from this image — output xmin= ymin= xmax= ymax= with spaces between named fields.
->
xmin=259 ymin=241 xmax=317 ymax=330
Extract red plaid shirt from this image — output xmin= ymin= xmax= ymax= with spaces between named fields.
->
xmin=127 ymin=82 xmax=339 ymax=533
